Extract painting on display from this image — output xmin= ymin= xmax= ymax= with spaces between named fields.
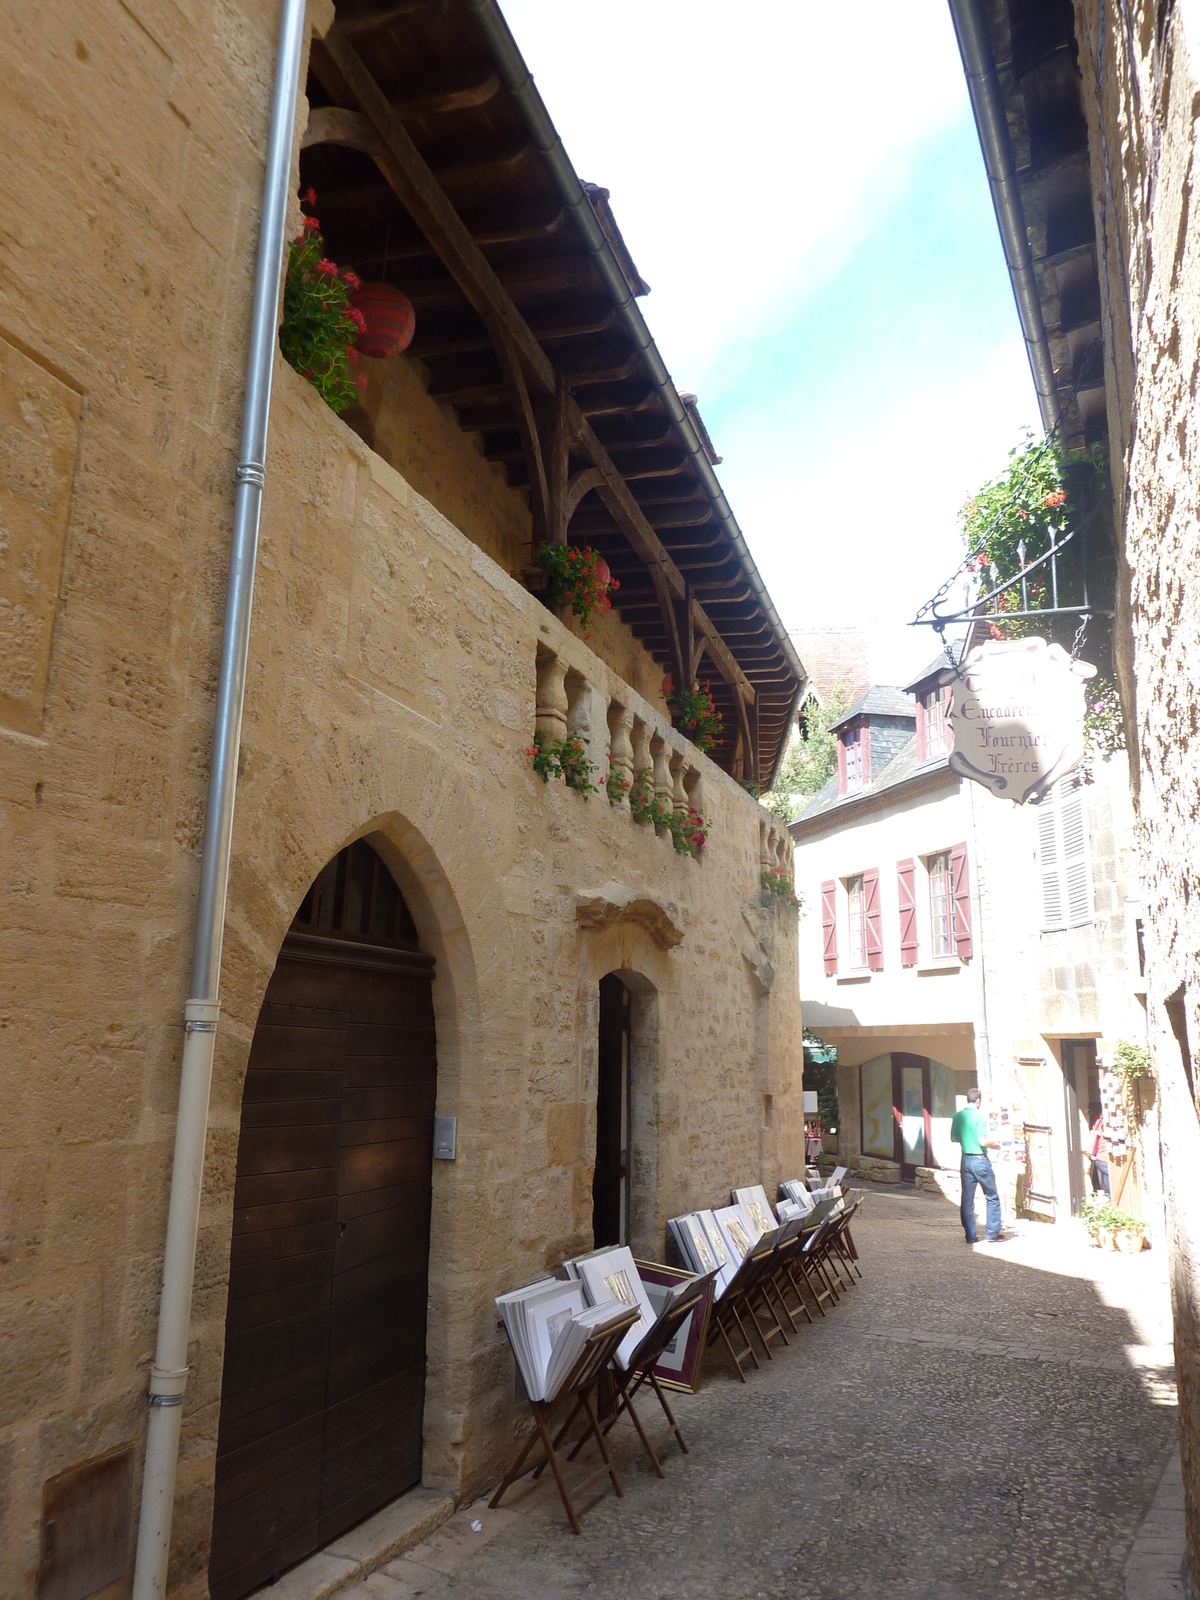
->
xmin=635 ymin=1260 xmax=715 ymax=1393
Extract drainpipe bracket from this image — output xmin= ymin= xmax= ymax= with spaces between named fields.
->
xmin=148 ymin=1365 xmax=190 ymax=1406
xmin=184 ymin=998 xmax=221 ymax=1032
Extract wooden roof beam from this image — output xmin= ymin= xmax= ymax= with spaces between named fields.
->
xmin=315 ymin=25 xmax=754 ymax=709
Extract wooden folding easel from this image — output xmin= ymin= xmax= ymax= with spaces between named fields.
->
xmin=571 ymin=1272 xmax=715 ymax=1476
xmin=489 ymin=1306 xmax=639 ymax=1534
xmin=706 ymin=1234 xmax=780 ymax=1380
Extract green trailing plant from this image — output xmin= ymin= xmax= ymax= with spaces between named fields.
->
xmin=626 ymin=772 xmax=705 ymax=854
xmin=279 ymin=189 xmax=367 ymax=413
xmin=605 ymin=761 xmax=631 ymax=807
xmin=762 ymin=684 xmax=853 ymax=822
xmin=1080 ymin=675 xmax=1127 ymax=782
xmin=526 ymin=733 xmax=599 ymax=797
xmin=1079 ymin=1194 xmax=1146 ymax=1232
xmin=533 ymin=543 xmax=618 ymax=634
xmin=761 ymin=864 xmax=801 ymax=908
xmin=738 ymin=778 xmax=761 ymax=799
xmin=665 ymin=677 xmax=723 ymax=753
xmin=958 ymin=428 xmax=1107 ymax=643
xmin=1113 ymin=1038 xmax=1151 ymax=1084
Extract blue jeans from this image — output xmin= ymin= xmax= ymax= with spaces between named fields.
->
xmin=960 ymin=1154 xmax=1001 ymax=1242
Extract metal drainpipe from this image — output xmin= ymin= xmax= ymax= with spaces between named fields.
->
xmin=461 ymin=0 xmax=807 ymax=789
xmin=129 ymin=1 xmax=308 ymax=1594
xmin=947 ymin=0 xmax=1062 ymax=433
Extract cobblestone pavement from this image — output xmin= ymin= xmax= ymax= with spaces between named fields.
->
xmin=342 ymin=1187 xmax=1180 ymax=1600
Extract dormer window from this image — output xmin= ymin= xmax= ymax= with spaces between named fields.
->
xmin=844 ymin=725 xmax=865 ymax=790
xmin=924 ymin=689 xmax=947 ymax=755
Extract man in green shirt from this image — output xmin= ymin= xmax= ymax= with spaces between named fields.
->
xmin=950 ymin=1087 xmax=1003 ymax=1243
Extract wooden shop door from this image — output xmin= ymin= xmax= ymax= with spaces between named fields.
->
xmin=593 ymin=973 xmax=631 ymax=1248
xmin=208 ymin=842 xmax=437 ymax=1600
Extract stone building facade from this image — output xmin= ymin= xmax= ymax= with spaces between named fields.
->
xmin=950 ymin=0 xmax=1200 ymax=1573
xmin=793 ymin=664 xmax=1147 ymax=1218
xmin=1070 ymin=0 xmax=1200 ymax=1571
xmin=0 ymin=3 xmax=805 ymax=1596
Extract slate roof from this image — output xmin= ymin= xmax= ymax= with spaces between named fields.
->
xmin=904 ymin=639 xmax=964 ymax=694
xmin=829 ymin=685 xmax=917 ymax=733
xmin=790 ymin=736 xmax=954 ymax=829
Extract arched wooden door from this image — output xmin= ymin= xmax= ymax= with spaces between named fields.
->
xmin=208 ymin=841 xmax=437 ymax=1600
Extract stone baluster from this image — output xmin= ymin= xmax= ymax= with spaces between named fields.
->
xmin=670 ymin=750 xmax=688 ymax=814
xmin=651 ymin=735 xmax=673 ymax=817
xmin=631 ymin=717 xmax=652 ymax=789
xmin=565 ymin=670 xmax=593 ymax=762
xmin=535 ymin=651 xmax=568 ymax=744
xmin=607 ymin=701 xmax=634 ymax=808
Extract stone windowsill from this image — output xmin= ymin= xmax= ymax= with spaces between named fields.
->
xmin=916 ymin=960 xmax=961 ymax=976
xmin=836 ymin=972 xmax=871 ymax=985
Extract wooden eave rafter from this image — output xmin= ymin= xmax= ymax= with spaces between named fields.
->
xmin=307 ymin=20 xmax=807 ymax=778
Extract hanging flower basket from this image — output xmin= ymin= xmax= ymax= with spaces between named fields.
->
xmin=349 ymin=282 xmax=416 ymax=360
xmin=667 ymin=679 xmax=723 ymax=753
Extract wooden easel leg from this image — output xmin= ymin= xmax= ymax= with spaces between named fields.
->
xmin=714 ymin=1310 xmax=748 ymax=1381
xmin=536 ymin=1406 xmax=583 ymax=1534
xmin=614 ymin=1373 xmax=663 ymax=1477
xmin=648 ymin=1372 xmax=687 ymax=1455
xmin=581 ymin=1387 xmax=624 ymax=1497
xmin=542 ymin=1392 xmax=588 ymax=1474
xmin=489 ymin=1418 xmax=542 ymax=1510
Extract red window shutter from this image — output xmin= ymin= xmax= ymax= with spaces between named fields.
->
xmin=837 ymin=736 xmax=847 ymax=796
xmin=863 ymin=867 xmax=883 ymax=969
xmin=915 ymin=697 xmax=927 ymax=762
xmin=897 ymin=858 xmax=918 ymax=965
xmin=821 ymin=880 xmax=838 ymax=975
xmin=950 ymin=841 xmax=973 ymax=959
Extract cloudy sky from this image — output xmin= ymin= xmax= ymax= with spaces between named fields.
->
xmin=500 ymin=0 xmax=1044 ymax=684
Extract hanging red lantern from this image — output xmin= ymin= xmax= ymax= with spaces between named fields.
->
xmin=349 ymin=282 xmax=415 ymax=360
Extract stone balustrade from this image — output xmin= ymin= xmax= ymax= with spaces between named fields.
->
xmin=530 ymin=632 xmax=798 ymax=895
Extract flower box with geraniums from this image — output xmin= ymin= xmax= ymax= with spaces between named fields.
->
xmin=663 ymin=676 xmax=723 ymax=754
xmin=526 ymin=733 xmax=599 ymax=797
xmin=761 ymin=864 xmax=801 ymax=910
xmin=279 ymin=191 xmax=369 ymax=412
xmin=532 ymin=544 xmax=618 ymax=636
xmin=627 ymin=772 xmax=707 ymax=856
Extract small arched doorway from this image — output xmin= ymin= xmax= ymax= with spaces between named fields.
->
xmin=208 ymin=839 xmax=437 ymax=1600
xmin=593 ymin=973 xmax=632 ymax=1247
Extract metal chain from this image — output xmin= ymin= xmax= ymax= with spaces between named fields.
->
xmin=1070 ymin=614 xmax=1089 ymax=661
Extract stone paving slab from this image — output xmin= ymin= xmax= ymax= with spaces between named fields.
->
xmin=330 ymin=1188 xmax=1180 ymax=1600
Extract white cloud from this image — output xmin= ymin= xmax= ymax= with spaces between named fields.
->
xmin=499 ymin=0 xmax=970 ymax=383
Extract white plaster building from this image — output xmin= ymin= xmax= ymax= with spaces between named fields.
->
xmin=791 ymin=651 xmax=1149 ymax=1222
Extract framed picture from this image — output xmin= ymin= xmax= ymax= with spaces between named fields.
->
xmin=634 ymin=1260 xmax=714 ymax=1393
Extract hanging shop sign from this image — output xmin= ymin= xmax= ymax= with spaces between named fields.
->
xmin=940 ymin=637 xmax=1095 ymax=804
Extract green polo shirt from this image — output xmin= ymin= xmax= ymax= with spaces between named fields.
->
xmin=950 ymin=1105 xmax=987 ymax=1157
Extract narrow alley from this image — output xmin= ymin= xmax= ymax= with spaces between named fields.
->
xmin=308 ymin=1187 xmax=1180 ymax=1600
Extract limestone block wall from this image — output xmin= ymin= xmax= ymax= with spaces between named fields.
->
xmin=1073 ymin=0 xmax=1200 ymax=1567
xmin=0 ymin=4 xmax=803 ymax=1594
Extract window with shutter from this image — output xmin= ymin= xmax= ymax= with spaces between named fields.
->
xmin=927 ymin=851 xmax=952 ymax=956
xmin=1037 ymin=781 xmax=1093 ymax=931
xmin=863 ymin=867 xmax=883 ymax=969
xmin=897 ymin=859 xmax=918 ymax=965
xmin=1061 ymin=784 xmax=1094 ymax=927
xmin=821 ymin=879 xmax=838 ymax=975
xmin=949 ymin=841 xmax=972 ymax=960
xmin=846 ymin=874 xmax=867 ymax=968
